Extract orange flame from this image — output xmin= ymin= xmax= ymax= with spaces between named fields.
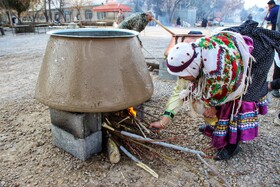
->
xmin=128 ymin=107 xmax=137 ymax=117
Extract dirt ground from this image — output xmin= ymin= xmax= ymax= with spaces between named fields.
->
xmin=0 ymin=26 xmax=279 ymax=187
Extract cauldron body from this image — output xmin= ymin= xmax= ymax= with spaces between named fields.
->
xmin=35 ymin=28 xmax=153 ymax=112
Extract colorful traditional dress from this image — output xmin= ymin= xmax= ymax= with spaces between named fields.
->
xmin=164 ymin=31 xmax=266 ymax=149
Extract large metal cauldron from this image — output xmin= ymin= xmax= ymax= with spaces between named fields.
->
xmin=35 ymin=28 xmax=153 ymax=112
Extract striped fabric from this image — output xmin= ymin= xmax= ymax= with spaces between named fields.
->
xmin=204 ymin=97 xmax=267 ymax=149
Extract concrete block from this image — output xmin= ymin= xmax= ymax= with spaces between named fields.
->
xmin=49 ymin=108 xmax=102 ymax=139
xmin=51 ymin=124 xmax=102 ymax=161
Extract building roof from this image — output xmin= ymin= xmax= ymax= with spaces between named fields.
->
xmin=93 ymin=3 xmax=131 ymax=12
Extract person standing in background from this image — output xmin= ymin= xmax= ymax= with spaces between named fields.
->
xmin=0 ymin=15 xmax=5 ymax=36
xmin=12 ymin=15 xmax=16 ymax=26
xmin=247 ymin=13 xmax=253 ymax=20
xmin=116 ymin=9 xmax=125 ymax=25
xmin=268 ymin=78 xmax=280 ymax=125
xmin=201 ymin=18 xmax=208 ymax=27
xmin=176 ymin=17 xmax=181 ymax=27
xmin=277 ymin=2 xmax=280 ymax=31
xmin=265 ymin=0 xmax=280 ymax=98
xmin=265 ymin=0 xmax=279 ymax=30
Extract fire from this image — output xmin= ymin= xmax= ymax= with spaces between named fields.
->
xmin=128 ymin=107 xmax=137 ymax=117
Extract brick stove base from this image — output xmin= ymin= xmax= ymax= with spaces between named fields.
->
xmin=51 ymin=125 xmax=102 ymax=161
xmin=49 ymin=108 xmax=102 ymax=161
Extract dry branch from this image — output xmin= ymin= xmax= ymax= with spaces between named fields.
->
xmin=119 ymin=145 xmax=159 ymax=178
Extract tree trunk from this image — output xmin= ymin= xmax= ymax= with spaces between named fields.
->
xmin=48 ymin=0 xmax=52 ymax=21
xmin=44 ymin=0 xmax=49 ymax=22
xmin=17 ymin=12 xmax=21 ymax=24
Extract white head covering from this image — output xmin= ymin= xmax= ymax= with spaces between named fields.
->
xmin=166 ymin=43 xmax=201 ymax=78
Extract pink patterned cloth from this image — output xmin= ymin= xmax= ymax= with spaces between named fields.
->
xmin=242 ymin=35 xmax=254 ymax=54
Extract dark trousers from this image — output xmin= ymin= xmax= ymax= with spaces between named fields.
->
xmin=0 ymin=27 xmax=4 ymax=35
xmin=272 ymin=24 xmax=276 ymax=31
xmin=273 ymin=60 xmax=280 ymax=80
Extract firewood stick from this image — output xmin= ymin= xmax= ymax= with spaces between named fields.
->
xmin=129 ymin=139 xmax=176 ymax=164
xmin=119 ymin=145 xmax=159 ymax=178
xmin=152 ymin=17 xmax=175 ymax=35
xmin=134 ymin=117 xmax=151 ymax=134
xmin=134 ymin=119 xmax=147 ymax=138
xmin=117 ymin=116 xmax=130 ymax=124
xmin=107 ymin=138 xmax=121 ymax=164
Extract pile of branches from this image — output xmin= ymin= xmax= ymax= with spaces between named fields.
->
xmin=102 ymin=104 xmax=229 ymax=186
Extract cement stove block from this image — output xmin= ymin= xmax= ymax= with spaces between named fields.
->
xmin=51 ymin=124 xmax=102 ymax=161
xmin=49 ymin=108 xmax=101 ymax=139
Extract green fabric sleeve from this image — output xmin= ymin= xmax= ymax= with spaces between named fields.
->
xmin=164 ymin=78 xmax=187 ymax=115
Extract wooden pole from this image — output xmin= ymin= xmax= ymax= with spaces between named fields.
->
xmin=261 ymin=11 xmax=269 ymax=27
xmin=121 ymin=130 xmax=206 ymax=156
xmin=151 ymin=18 xmax=175 ymax=35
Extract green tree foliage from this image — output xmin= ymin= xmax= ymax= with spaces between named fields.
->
xmin=6 ymin=0 xmax=30 ymax=22
xmin=0 ymin=0 xmax=9 ymax=9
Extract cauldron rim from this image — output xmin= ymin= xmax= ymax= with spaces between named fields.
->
xmin=47 ymin=28 xmax=139 ymax=38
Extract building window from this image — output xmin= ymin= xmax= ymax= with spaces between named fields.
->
xmin=64 ymin=10 xmax=72 ymax=22
xmin=85 ymin=10 xmax=92 ymax=20
xmin=97 ymin=12 xmax=105 ymax=20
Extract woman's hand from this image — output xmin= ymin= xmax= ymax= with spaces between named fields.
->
xmin=149 ymin=121 xmax=164 ymax=132
xmin=149 ymin=116 xmax=171 ymax=132
xmin=203 ymin=107 xmax=217 ymax=118
xmin=268 ymin=82 xmax=272 ymax=91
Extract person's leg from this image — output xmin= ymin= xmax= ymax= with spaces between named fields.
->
xmin=272 ymin=61 xmax=280 ymax=97
xmin=214 ymin=143 xmax=240 ymax=160
xmin=272 ymin=24 xmax=276 ymax=31
xmin=0 ymin=27 xmax=4 ymax=35
xmin=274 ymin=112 xmax=280 ymax=126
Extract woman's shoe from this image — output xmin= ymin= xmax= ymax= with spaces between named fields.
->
xmin=198 ymin=124 xmax=207 ymax=133
xmin=272 ymin=90 xmax=280 ymax=98
xmin=214 ymin=144 xmax=240 ymax=161
xmin=274 ymin=117 xmax=280 ymax=126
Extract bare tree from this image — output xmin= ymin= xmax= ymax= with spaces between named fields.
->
xmin=29 ymin=0 xmax=44 ymax=22
xmin=216 ymin=0 xmax=244 ymax=21
xmin=131 ymin=0 xmax=143 ymax=12
xmin=67 ymin=0 xmax=91 ymax=20
xmin=51 ymin=0 xmax=66 ymax=22
xmin=48 ymin=0 xmax=52 ymax=21
xmin=164 ymin=0 xmax=182 ymax=24
xmin=147 ymin=0 xmax=244 ymax=24
xmin=43 ymin=0 xmax=49 ymax=22
xmin=191 ymin=0 xmax=216 ymax=21
xmin=0 ymin=0 xmax=13 ymax=26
